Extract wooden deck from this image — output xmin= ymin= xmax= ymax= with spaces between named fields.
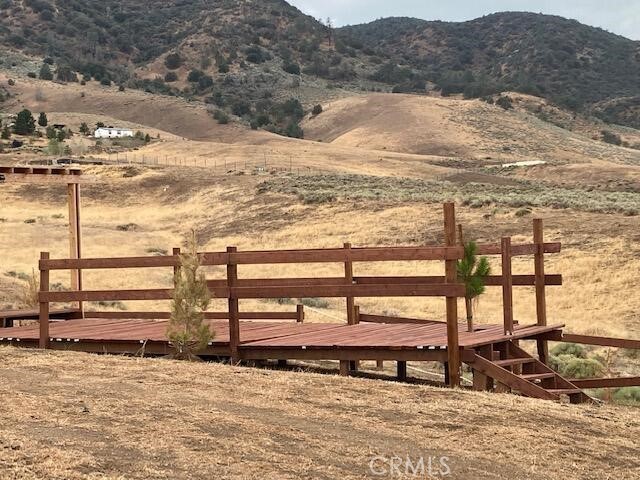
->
xmin=0 ymin=318 xmax=563 ymax=361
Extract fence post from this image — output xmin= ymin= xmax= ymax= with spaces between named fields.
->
xmin=344 ymin=243 xmax=358 ymax=372
xmin=296 ymin=304 xmax=304 ymax=323
xmin=501 ymin=237 xmax=514 ymax=335
xmin=533 ymin=219 xmax=549 ymax=364
xmin=227 ymin=246 xmax=240 ymax=363
xmin=39 ymin=252 xmax=50 ymax=349
xmin=444 ymin=202 xmax=460 ymax=387
xmin=344 ymin=243 xmax=355 ymax=325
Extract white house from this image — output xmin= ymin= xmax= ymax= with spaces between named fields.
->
xmin=94 ymin=127 xmax=134 ymax=139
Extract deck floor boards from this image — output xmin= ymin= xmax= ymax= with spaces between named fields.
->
xmin=0 ymin=318 xmax=563 ymax=355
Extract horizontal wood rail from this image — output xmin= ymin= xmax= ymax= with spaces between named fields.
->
xmin=38 ymin=242 xmax=562 ymax=270
xmin=358 ymin=313 xmax=445 ymax=325
xmin=204 ymin=274 xmax=562 ymax=289
xmin=569 ymin=377 xmax=640 ymax=389
xmin=86 ymin=311 xmax=303 ymax=320
xmin=40 ymin=283 xmax=466 ymax=303
xmin=560 ymin=334 xmax=640 ymax=350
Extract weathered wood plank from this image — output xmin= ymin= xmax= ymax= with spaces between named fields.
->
xmin=561 ymin=334 xmax=640 ymax=350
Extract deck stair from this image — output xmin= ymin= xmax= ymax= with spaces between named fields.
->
xmin=465 ymin=340 xmax=592 ymax=403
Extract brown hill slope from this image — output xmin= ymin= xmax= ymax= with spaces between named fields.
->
xmin=301 ymin=93 xmax=640 ymax=165
xmin=0 ymin=346 xmax=638 ymax=480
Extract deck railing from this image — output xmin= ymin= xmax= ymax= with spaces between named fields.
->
xmin=37 ymin=203 xmax=562 ymax=387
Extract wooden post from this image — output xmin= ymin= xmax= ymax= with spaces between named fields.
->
xmin=39 ymin=252 xmax=50 ymax=349
xmin=533 ymin=219 xmax=549 ymax=364
xmin=353 ymin=305 xmax=360 ymax=324
xmin=501 ymin=237 xmax=514 ymax=335
xmin=296 ymin=304 xmax=304 ymax=323
xmin=67 ymin=183 xmax=83 ymax=315
xmin=344 ymin=243 xmax=355 ymax=325
xmin=227 ymin=246 xmax=240 ymax=363
xmin=397 ymin=361 xmax=407 ymax=381
xmin=444 ymin=202 xmax=460 ymax=387
xmin=344 ymin=243 xmax=358 ymax=372
xmin=172 ymin=247 xmax=181 ymax=278
xmin=339 ymin=360 xmax=350 ymax=376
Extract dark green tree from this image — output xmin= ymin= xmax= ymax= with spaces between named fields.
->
xmin=13 ymin=109 xmax=36 ymax=135
xmin=38 ymin=112 xmax=48 ymax=127
xmin=39 ymin=64 xmax=53 ymax=81
xmin=457 ymin=241 xmax=491 ymax=332
xmin=79 ymin=122 xmax=90 ymax=135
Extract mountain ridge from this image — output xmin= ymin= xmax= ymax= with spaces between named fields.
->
xmin=1 ymin=2 xmax=639 ymax=129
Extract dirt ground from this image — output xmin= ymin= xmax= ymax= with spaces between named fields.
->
xmin=0 ymin=346 xmax=638 ymax=480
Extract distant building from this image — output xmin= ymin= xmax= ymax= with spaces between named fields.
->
xmin=94 ymin=127 xmax=134 ymax=139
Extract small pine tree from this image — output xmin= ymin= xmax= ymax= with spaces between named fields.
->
xmin=38 ymin=112 xmax=48 ymax=127
xmin=167 ymin=231 xmax=213 ymax=360
xmin=79 ymin=122 xmax=90 ymax=135
xmin=457 ymin=241 xmax=491 ymax=332
xmin=13 ymin=109 xmax=36 ymax=135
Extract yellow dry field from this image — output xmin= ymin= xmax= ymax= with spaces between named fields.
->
xmin=0 ymin=346 xmax=638 ymax=480
xmin=1 ymin=166 xmax=638 ymax=342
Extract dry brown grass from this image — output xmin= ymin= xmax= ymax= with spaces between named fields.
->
xmin=0 ymin=166 xmax=638 ymax=337
xmin=0 ymin=346 xmax=638 ymax=480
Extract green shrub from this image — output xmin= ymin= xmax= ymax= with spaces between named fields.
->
xmin=601 ymin=130 xmax=622 ymax=146
xmin=496 ymin=95 xmax=513 ymax=110
xmin=164 ymin=53 xmax=182 ymax=70
xmin=612 ymin=387 xmax=640 ymax=405
xmin=312 ymin=104 xmax=323 ymax=115
xmin=213 ymin=109 xmax=229 ymax=124
xmin=551 ymin=343 xmax=587 ymax=358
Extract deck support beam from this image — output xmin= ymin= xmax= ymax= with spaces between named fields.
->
xmin=397 ymin=361 xmax=407 ymax=381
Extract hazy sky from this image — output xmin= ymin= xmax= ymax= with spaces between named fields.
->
xmin=287 ymin=0 xmax=640 ymax=40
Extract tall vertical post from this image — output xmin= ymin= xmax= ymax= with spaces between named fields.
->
xmin=533 ymin=219 xmax=549 ymax=364
xmin=344 ymin=243 xmax=355 ymax=325
xmin=443 ymin=202 xmax=460 ymax=387
xmin=67 ymin=183 xmax=83 ymax=315
xmin=344 ymin=243 xmax=357 ymax=372
xmin=39 ymin=252 xmax=50 ymax=349
xmin=501 ymin=237 xmax=514 ymax=335
xmin=296 ymin=304 xmax=304 ymax=323
xmin=227 ymin=246 xmax=240 ymax=363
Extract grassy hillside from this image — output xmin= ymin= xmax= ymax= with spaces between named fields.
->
xmin=1 ymin=2 xmax=639 ymax=129
xmin=0 ymin=346 xmax=638 ymax=479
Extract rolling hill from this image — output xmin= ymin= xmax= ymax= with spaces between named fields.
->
xmin=1 ymin=2 xmax=639 ymax=130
